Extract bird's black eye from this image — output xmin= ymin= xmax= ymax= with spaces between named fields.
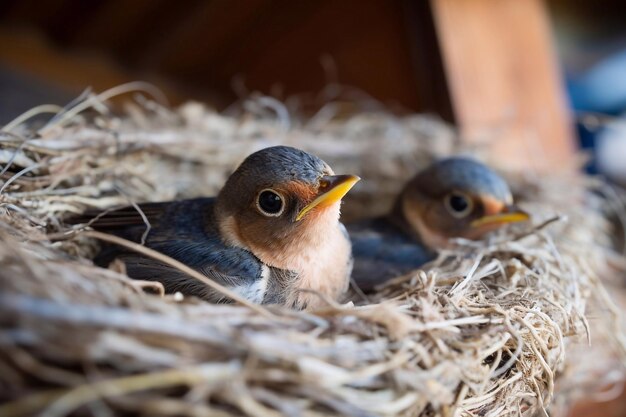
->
xmin=257 ymin=189 xmax=284 ymax=216
xmin=444 ymin=192 xmax=473 ymax=218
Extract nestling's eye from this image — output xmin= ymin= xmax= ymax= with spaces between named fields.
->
xmin=257 ymin=189 xmax=284 ymax=216
xmin=444 ymin=192 xmax=473 ymax=218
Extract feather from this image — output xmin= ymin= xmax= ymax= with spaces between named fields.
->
xmin=71 ymin=198 xmax=292 ymax=302
xmin=348 ymin=217 xmax=435 ymax=291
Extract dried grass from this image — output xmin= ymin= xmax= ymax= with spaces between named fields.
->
xmin=0 ymin=85 xmax=625 ymax=417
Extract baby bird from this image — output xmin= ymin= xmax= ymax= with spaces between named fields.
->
xmin=348 ymin=157 xmax=529 ymax=291
xmin=79 ymin=146 xmax=360 ymax=309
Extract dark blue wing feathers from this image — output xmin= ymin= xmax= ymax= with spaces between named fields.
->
xmin=90 ymin=198 xmax=263 ymax=291
xmin=348 ymin=218 xmax=435 ymax=291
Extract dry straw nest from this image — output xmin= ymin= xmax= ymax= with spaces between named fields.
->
xmin=1 ymin=85 xmax=626 ymax=417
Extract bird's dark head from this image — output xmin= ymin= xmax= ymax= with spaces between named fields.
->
xmin=397 ymin=157 xmax=529 ymax=248
xmin=216 ymin=146 xmax=359 ymax=267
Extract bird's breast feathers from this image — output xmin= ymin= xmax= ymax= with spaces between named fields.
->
xmin=220 ymin=205 xmax=350 ymax=308
xmin=284 ymin=220 xmax=351 ymax=309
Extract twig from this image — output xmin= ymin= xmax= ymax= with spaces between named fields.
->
xmin=72 ymin=230 xmax=275 ymax=318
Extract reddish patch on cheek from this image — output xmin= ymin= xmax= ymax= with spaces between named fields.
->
xmin=480 ymin=195 xmax=506 ymax=216
xmin=282 ymin=181 xmax=317 ymax=206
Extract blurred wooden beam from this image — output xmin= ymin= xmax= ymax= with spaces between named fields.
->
xmin=430 ymin=0 xmax=575 ymax=171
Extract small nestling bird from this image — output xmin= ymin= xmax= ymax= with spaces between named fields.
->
xmin=79 ymin=146 xmax=360 ymax=309
xmin=348 ymin=157 xmax=529 ymax=291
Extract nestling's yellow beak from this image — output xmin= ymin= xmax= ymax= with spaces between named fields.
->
xmin=470 ymin=206 xmax=530 ymax=228
xmin=296 ymin=174 xmax=360 ymax=221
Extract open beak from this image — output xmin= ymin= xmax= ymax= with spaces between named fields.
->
xmin=470 ymin=205 xmax=530 ymax=228
xmin=296 ymin=174 xmax=360 ymax=221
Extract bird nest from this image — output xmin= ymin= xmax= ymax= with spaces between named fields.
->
xmin=1 ymin=87 xmax=626 ymax=417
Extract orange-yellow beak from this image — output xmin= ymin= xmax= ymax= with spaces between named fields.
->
xmin=296 ymin=174 xmax=360 ymax=221
xmin=470 ymin=205 xmax=530 ymax=228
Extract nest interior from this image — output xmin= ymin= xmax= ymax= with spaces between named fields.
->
xmin=1 ymin=89 xmax=626 ymax=417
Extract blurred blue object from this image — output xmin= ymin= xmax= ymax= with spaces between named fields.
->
xmin=569 ymin=50 xmax=626 ymax=114
xmin=567 ymin=49 xmax=626 ymax=176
